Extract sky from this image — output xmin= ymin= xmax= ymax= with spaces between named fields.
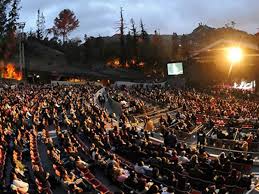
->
xmin=18 ymin=0 xmax=259 ymax=39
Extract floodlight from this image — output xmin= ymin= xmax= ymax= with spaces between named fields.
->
xmin=227 ymin=47 xmax=243 ymax=63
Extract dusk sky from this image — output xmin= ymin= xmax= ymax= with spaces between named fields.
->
xmin=19 ymin=0 xmax=259 ymax=38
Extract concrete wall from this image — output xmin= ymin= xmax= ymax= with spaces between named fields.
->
xmin=114 ymin=81 xmax=167 ymax=88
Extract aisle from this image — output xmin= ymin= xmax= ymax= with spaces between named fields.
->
xmin=38 ymin=137 xmax=67 ymax=194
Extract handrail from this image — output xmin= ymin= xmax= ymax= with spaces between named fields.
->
xmin=148 ymin=135 xmax=259 ymax=165
xmin=176 ymin=172 xmax=247 ymax=192
xmin=203 ymin=143 xmax=259 ymax=155
xmin=195 ymin=113 xmax=259 ymax=125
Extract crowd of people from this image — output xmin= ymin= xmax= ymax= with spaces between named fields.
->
xmin=0 ymin=82 xmax=257 ymax=194
xmin=109 ymin=85 xmax=259 ymax=150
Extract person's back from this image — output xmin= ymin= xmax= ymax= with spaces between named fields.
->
xmin=134 ymin=162 xmax=145 ymax=174
xmin=189 ymin=165 xmax=204 ymax=179
xmin=165 ymin=132 xmax=177 ymax=147
xmin=179 ymin=151 xmax=189 ymax=164
xmin=34 ymin=167 xmax=48 ymax=186
xmin=146 ymin=184 xmax=160 ymax=194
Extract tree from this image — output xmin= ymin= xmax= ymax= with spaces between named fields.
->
xmin=171 ymin=32 xmax=179 ymax=59
xmin=36 ymin=9 xmax=46 ymax=40
xmin=125 ymin=31 xmax=132 ymax=59
xmin=6 ymin=0 xmax=20 ymax=33
xmin=0 ymin=0 xmax=11 ymax=36
xmin=138 ymin=19 xmax=150 ymax=63
xmin=96 ymin=35 xmax=104 ymax=60
xmin=225 ymin=21 xmax=236 ymax=29
xmin=53 ymin=9 xmax=79 ymax=43
xmin=118 ymin=7 xmax=126 ymax=65
xmin=46 ymin=27 xmax=59 ymax=41
xmin=180 ymin=34 xmax=189 ymax=59
xmin=0 ymin=0 xmax=12 ymax=61
xmin=140 ymin=19 xmax=148 ymax=40
xmin=3 ymin=0 xmax=20 ymax=62
xmin=230 ymin=21 xmax=236 ymax=29
xmin=151 ymin=30 xmax=161 ymax=62
xmin=130 ymin=18 xmax=138 ymax=59
xmin=83 ymin=34 xmax=88 ymax=43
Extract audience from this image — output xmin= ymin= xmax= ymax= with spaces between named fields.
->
xmin=0 ymin=83 xmax=256 ymax=194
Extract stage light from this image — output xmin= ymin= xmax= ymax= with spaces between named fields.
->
xmin=227 ymin=47 xmax=243 ymax=63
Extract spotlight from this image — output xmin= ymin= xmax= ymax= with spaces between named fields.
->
xmin=227 ymin=47 xmax=243 ymax=64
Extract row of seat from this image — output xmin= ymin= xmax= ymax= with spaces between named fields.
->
xmin=29 ymin=132 xmax=53 ymax=194
xmin=0 ymin=146 xmax=6 ymax=182
xmin=50 ymin=125 xmax=112 ymax=194
xmin=60 ymin=130 xmax=112 ymax=194
xmin=42 ymin=129 xmax=70 ymax=194
xmin=76 ymin=131 xmax=195 ymax=194
xmin=73 ymin=134 xmax=144 ymax=193
xmin=78 ymin=126 xmax=248 ymax=194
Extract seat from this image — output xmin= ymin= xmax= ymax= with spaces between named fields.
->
xmin=191 ymin=189 xmax=202 ymax=194
xmin=84 ymin=172 xmax=95 ymax=180
xmin=88 ymin=178 xmax=101 ymax=187
xmin=96 ymin=185 xmax=109 ymax=193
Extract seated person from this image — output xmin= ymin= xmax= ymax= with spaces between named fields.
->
xmin=178 ymin=151 xmax=190 ymax=164
xmin=226 ymin=169 xmax=240 ymax=186
xmin=11 ymin=173 xmax=29 ymax=194
xmin=146 ymin=184 xmax=160 ymax=194
xmin=134 ymin=161 xmax=153 ymax=175
xmin=124 ymin=171 xmax=138 ymax=188
xmin=176 ymin=176 xmax=191 ymax=192
xmin=33 ymin=165 xmax=49 ymax=187
xmin=106 ymin=154 xmax=117 ymax=166
xmin=203 ymin=185 xmax=216 ymax=194
xmin=189 ymin=164 xmax=205 ymax=179
xmin=152 ymin=168 xmax=163 ymax=182
xmin=95 ymin=153 xmax=107 ymax=167
xmin=165 ymin=172 xmax=178 ymax=187
xmin=63 ymin=171 xmax=91 ymax=192
xmin=113 ymin=166 xmax=129 ymax=183
xmin=135 ymin=177 xmax=151 ymax=193
xmin=245 ymin=154 xmax=253 ymax=165
xmin=161 ymin=186 xmax=174 ymax=194
xmin=238 ymin=174 xmax=253 ymax=189
xmin=75 ymin=156 xmax=89 ymax=170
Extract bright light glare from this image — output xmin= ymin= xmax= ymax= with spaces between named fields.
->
xmin=227 ymin=47 xmax=243 ymax=63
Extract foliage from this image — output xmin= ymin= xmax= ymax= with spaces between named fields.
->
xmin=0 ymin=0 xmax=20 ymax=62
xmin=171 ymin=32 xmax=179 ymax=59
xmin=53 ymin=9 xmax=79 ymax=43
xmin=36 ymin=9 xmax=46 ymax=40
xmin=0 ymin=0 xmax=11 ymax=36
xmin=130 ymin=18 xmax=138 ymax=60
xmin=6 ymin=0 xmax=20 ymax=33
xmin=118 ymin=7 xmax=126 ymax=65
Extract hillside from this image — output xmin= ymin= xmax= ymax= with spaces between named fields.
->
xmin=22 ymin=39 xmax=147 ymax=80
xmin=25 ymin=40 xmax=67 ymax=72
xmin=22 ymin=25 xmax=258 ymax=76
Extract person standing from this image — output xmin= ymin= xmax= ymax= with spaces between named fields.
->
xmin=144 ymin=116 xmax=154 ymax=132
xmin=197 ymin=129 xmax=206 ymax=148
